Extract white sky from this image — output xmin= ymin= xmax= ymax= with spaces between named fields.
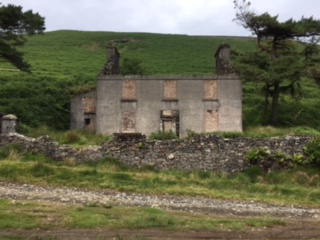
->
xmin=2 ymin=0 xmax=320 ymax=36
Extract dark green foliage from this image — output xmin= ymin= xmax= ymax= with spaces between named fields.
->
xmin=233 ymin=0 xmax=320 ymax=126
xmin=148 ymin=130 xmax=178 ymax=140
xmin=218 ymin=131 xmax=244 ymax=139
xmin=246 ymin=148 xmax=269 ymax=165
xmin=121 ymin=58 xmax=147 ymax=76
xmin=0 ymin=74 xmax=72 ymax=129
xmin=304 ymin=136 xmax=320 ymax=167
xmin=245 ymin=147 xmax=311 ymax=172
xmin=0 ymin=3 xmax=45 ymax=71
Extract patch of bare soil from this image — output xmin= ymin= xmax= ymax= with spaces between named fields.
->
xmin=1 ymin=222 xmax=320 ymax=240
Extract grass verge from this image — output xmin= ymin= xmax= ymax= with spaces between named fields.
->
xmin=0 ymin=199 xmax=285 ymax=232
xmin=0 ymin=146 xmax=319 ymax=207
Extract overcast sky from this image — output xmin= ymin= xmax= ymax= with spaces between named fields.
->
xmin=2 ymin=0 xmax=320 ymax=36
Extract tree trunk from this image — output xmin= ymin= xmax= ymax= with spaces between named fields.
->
xmin=271 ymin=81 xmax=280 ymax=126
xmin=263 ymin=85 xmax=270 ymax=119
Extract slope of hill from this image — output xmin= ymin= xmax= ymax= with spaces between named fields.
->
xmin=2 ymin=30 xmax=256 ymax=77
xmin=0 ymin=30 xmax=319 ymax=132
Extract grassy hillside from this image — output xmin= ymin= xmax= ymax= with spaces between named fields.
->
xmin=0 ymin=30 xmax=319 ymax=131
xmin=1 ymin=30 xmax=256 ymax=77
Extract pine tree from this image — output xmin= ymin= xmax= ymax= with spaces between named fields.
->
xmin=233 ymin=0 xmax=320 ymax=125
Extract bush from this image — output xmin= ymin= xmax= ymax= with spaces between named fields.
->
xmin=245 ymin=148 xmax=304 ymax=172
xmin=304 ymin=136 xmax=320 ymax=167
xmin=121 ymin=58 xmax=147 ymax=76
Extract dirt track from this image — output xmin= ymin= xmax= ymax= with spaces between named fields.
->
xmin=1 ymin=182 xmax=320 ymax=239
xmin=2 ymin=222 xmax=320 ymax=239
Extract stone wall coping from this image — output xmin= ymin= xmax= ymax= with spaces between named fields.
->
xmin=2 ymin=114 xmax=17 ymax=120
xmin=97 ymin=75 xmax=219 ymax=81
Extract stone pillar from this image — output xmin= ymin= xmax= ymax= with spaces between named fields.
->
xmin=2 ymin=114 xmax=18 ymax=133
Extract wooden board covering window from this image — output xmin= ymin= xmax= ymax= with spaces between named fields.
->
xmin=122 ymin=80 xmax=137 ymax=100
xmin=163 ymin=80 xmax=177 ymax=100
xmin=204 ymin=80 xmax=218 ymax=100
xmin=121 ymin=111 xmax=136 ymax=133
xmin=205 ymin=110 xmax=218 ymax=132
xmin=82 ymin=97 xmax=95 ymax=113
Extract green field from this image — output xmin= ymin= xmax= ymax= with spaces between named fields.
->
xmin=0 ymin=30 xmax=320 ymax=131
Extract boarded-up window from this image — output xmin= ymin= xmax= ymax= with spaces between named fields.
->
xmin=204 ymin=80 xmax=218 ymax=100
xmin=82 ymin=97 xmax=95 ymax=113
xmin=205 ymin=110 xmax=218 ymax=132
xmin=121 ymin=111 xmax=136 ymax=133
xmin=122 ymin=80 xmax=137 ymax=100
xmin=163 ymin=120 xmax=173 ymax=132
xmin=163 ymin=80 xmax=177 ymax=100
xmin=160 ymin=110 xmax=179 ymax=136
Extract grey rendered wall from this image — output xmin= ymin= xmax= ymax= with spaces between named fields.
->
xmin=217 ymin=74 xmax=242 ymax=132
xmin=136 ymin=78 xmax=163 ymax=136
xmin=96 ymin=76 xmax=169 ymax=136
xmin=178 ymin=78 xmax=205 ymax=136
xmin=95 ymin=76 xmax=122 ymax=135
xmin=81 ymin=74 xmax=242 ymax=136
xmin=95 ymin=76 xmax=232 ymax=137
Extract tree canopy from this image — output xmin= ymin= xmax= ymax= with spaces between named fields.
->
xmin=0 ymin=3 xmax=45 ymax=72
xmin=233 ymin=0 xmax=320 ymax=126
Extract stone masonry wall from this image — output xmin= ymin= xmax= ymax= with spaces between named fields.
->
xmin=0 ymin=133 xmax=312 ymax=173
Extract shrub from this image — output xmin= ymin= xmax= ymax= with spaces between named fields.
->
xmin=186 ymin=129 xmax=197 ymax=138
xmin=245 ymin=148 xmax=298 ymax=172
xmin=304 ymin=136 xmax=320 ymax=167
xmin=218 ymin=131 xmax=243 ymax=139
xmin=148 ymin=130 xmax=178 ymax=140
xmin=121 ymin=58 xmax=147 ymax=76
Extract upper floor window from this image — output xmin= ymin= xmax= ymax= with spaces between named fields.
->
xmin=203 ymin=80 xmax=218 ymax=100
xmin=122 ymin=79 xmax=137 ymax=101
xmin=163 ymin=80 xmax=177 ymax=100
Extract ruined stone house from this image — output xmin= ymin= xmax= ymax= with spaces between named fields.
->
xmin=70 ymin=44 xmax=242 ymax=137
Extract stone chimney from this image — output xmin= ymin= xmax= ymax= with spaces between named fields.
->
xmin=215 ymin=44 xmax=235 ymax=75
xmin=101 ymin=45 xmax=120 ymax=75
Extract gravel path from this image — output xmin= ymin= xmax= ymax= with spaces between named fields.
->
xmin=1 ymin=182 xmax=320 ymax=220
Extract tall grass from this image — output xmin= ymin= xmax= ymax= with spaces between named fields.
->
xmin=20 ymin=126 xmax=111 ymax=146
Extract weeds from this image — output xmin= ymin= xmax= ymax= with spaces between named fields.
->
xmin=148 ymin=130 xmax=178 ymax=140
xmin=304 ymin=135 xmax=320 ymax=167
xmin=0 ymin=145 xmax=22 ymax=161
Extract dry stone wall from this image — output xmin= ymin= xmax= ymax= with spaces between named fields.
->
xmin=0 ymin=133 xmax=312 ymax=173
